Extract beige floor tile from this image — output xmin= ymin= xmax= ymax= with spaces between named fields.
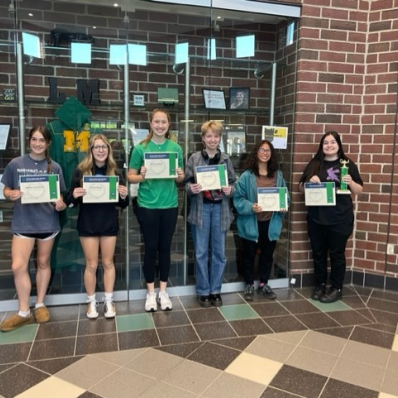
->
xmin=225 ymin=352 xmax=282 ymax=386
xmin=163 ymin=360 xmax=222 ymax=395
xmin=379 ymin=393 xmax=398 ymax=398
xmin=285 ymin=346 xmax=338 ymax=377
xmin=265 ymin=330 xmax=307 ymax=345
xmin=381 ymin=370 xmax=398 ymax=397
xmin=124 ymin=348 xmax=183 ymax=378
xmin=139 ymin=381 xmax=198 ymax=398
xmin=55 ymin=355 xmax=120 ymax=389
xmin=245 ymin=335 xmax=296 ymax=362
xmin=299 ymin=330 xmax=346 ymax=356
xmin=92 ymin=348 xmax=148 ymax=366
xmin=15 ymin=376 xmax=85 ymax=398
xmin=341 ymin=340 xmax=390 ymax=369
xmin=90 ymin=367 xmax=153 ymax=398
xmin=201 ymin=372 xmax=265 ymax=398
xmin=392 ymin=335 xmax=398 ymax=352
xmin=387 ymin=351 xmax=398 ymax=371
xmin=331 ymin=357 xmax=384 ymax=391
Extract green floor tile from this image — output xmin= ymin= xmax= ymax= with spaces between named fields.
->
xmin=219 ymin=304 xmax=260 ymax=321
xmin=0 ymin=324 xmax=38 ymax=344
xmin=310 ymin=299 xmax=352 ymax=312
xmin=116 ymin=313 xmax=155 ymax=332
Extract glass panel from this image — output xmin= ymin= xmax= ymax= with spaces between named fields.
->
xmin=71 ymin=42 xmax=92 ymax=64
xmin=236 ymin=35 xmax=255 ymax=58
xmin=128 ymin=44 xmax=147 ymax=66
xmin=0 ymin=0 xmax=299 ymax=307
xmin=22 ymin=32 xmax=41 ymax=58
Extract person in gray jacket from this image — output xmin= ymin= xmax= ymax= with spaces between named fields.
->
xmin=184 ymin=121 xmax=236 ymax=307
xmin=234 ymin=140 xmax=288 ymax=301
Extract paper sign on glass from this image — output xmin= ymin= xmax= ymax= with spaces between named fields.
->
xmin=304 ymin=182 xmax=336 ymax=206
xmin=257 ymin=187 xmax=288 ymax=211
xmin=144 ymin=152 xmax=178 ymax=179
xmin=20 ymin=174 xmax=60 ymax=204
xmin=196 ymin=164 xmax=228 ymax=191
xmin=83 ymin=176 xmax=119 ymax=203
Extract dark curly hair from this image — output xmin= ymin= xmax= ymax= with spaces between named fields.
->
xmin=244 ymin=140 xmax=278 ymax=178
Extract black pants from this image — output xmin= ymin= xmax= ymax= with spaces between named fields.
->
xmin=307 ymin=216 xmax=352 ymax=289
xmin=136 ymin=206 xmax=178 ymax=283
xmin=242 ymin=219 xmax=277 ymax=285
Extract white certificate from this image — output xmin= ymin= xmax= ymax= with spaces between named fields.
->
xmin=144 ymin=152 xmax=178 ymax=179
xmin=304 ymin=182 xmax=336 ymax=206
xmin=196 ymin=164 xmax=228 ymax=191
xmin=20 ymin=174 xmax=60 ymax=204
xmin=83 ymin=176 xmax=119 ymax=203
xmin=257 ymin=187 xmax=288 ymax=211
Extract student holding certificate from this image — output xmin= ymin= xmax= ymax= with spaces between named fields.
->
xmin=184 ymin=121 xmax=236 ymax=308
xmin=0 ymin=126 xmax=67 ymax=332
xmin=64 ymin=134 xmax=129 ymax=319
xmin=128 ymin=109 xmax=184 ymax=312
xmin=299 ymin=131 xmax=363 ymax=303
xmin=233 ymin=140 xmax=288 ymax=302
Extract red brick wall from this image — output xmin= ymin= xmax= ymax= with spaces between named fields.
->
xmin=289 ymin=0 xmax=398 ymax=282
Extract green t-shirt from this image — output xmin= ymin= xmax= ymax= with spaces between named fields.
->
xmin=129 ymin=139 xmax=184 ymax=209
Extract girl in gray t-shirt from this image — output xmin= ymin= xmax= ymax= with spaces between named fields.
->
xmin=0 ymin=126 xmax=66 ymax=332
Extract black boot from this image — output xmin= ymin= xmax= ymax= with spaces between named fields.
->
xmin=311 ymin=284 xmax=326 ymax=300
xmin=320 ymin=287 xmax=342 ymax=303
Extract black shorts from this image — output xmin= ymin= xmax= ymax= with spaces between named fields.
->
xmin=14 ymin=232 xmax=59 ymax=241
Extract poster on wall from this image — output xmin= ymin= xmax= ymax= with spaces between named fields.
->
xmin=261 ymin=125 xmax=288 ymax=149
xmin=224 ymin=125 xmax=246 ymax=156
xmin=0 ymin=175 xmax=4 ymax=200
xmin=0 ymin=124 xmax=11 ymax=150
xmin=130 ymin=128 xmax=149 ymax=146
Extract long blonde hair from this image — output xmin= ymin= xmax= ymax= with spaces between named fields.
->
xmin=78 ymin=134 xmax=117 ymax=176
xmin=141 ymin=108 xmax=171 ymax=146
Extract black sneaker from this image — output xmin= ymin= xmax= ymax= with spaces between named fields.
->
xmin=311 ymin=284 xmax=326 ymax=301
xmin=320 ymin=287 xmax=342 ymax=303
xmin=198 ymin=295 xmax=211 ymax=308
xmin=244 ymin=284 xmax=254 ymax=301
xmin=258 ymin=284 xmax=276 ymax=300
xmin=210 ymin=294 xmax=222 ymax=307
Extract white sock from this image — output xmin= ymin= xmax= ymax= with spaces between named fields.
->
xmin=104 ymin=292 xmax=113 ymax=302
xmin=35 ymin=303 xmax=45 ymax=309
xmin=87 ymin=294 xmax=96 ymax=302
xmin=18 ymin=310 xmax=31 ymax=317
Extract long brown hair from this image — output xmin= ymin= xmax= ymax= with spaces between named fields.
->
xmin=29 ymin=126 xmax=52 ymax=173
xmin=141 ymin=108 xmax=171 ymax=146
xmin=299 ymin=131 xmax=348 ymax=184
xmin=78 ymin=134 xmax=117 ymax=176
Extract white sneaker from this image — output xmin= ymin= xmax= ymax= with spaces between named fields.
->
xmin=145 ymin=292 xmax=157 ymax=312
xmin=158 ymin=290 xmax=173 ymax=311
xmin=104 ymin=300 xmax=116 ymax=318
xmin=86 ymin=300 xmax=99 ymax=319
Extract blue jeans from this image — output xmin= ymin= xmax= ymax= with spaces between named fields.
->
xmin=191 ymin=203 xmax=226 ymax=295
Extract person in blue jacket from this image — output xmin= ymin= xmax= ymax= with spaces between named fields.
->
xmin=233 ymin=140 xmax=288 ymax=301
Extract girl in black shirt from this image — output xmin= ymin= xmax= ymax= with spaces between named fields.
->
xmin=299 ymin=131 xmax=363 ymax=303
xmin=65 ymin=134 xmax=129 ymax=318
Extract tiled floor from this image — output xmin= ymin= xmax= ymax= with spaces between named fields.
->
xmin=0 ymin=286 xmax=398 ymax=398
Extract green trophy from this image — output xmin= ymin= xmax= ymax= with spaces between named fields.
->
xmin=337 ymin=159 xmax=350 ymax=194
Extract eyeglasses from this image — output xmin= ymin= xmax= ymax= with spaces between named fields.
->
xmin=258 ymin=148 xmax=271 ymax=154
xmin=92 ymin=145 xmax=108 ymax=151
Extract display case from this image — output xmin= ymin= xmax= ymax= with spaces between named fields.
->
xmin=0 ymin=0 xmax=299 ymax=306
